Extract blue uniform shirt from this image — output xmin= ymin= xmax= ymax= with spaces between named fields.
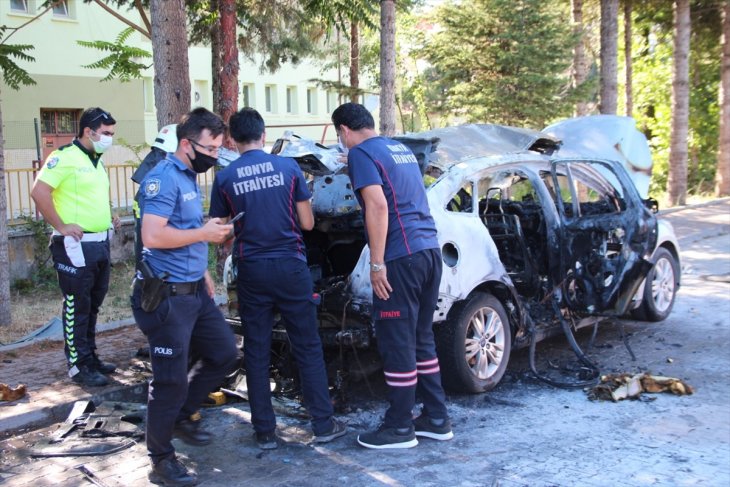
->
xmin=139 ymin=155 xmax=208 ymax=282
xmin=347 ymin=136 xmax=439 ymax=262
xmin=209 ymin=149 xmax=311 ymax=262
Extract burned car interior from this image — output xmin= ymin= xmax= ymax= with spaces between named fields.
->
xmin=223 ymin=117 xmax=681 ymax=399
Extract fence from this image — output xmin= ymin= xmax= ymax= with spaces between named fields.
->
xmin=4 ymin=164 xmax=217 ymax=223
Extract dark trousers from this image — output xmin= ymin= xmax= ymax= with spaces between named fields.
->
xmin=237 ymin=257 xmax=334 ymax=436
xmin=132 ymin=284 xmax=238 ymax=463
xmin=50 ymin=237 xmax=110 ymax=369
xmin=372 ymin=248 xmax=449 ymax=429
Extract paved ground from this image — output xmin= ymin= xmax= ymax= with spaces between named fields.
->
xmin=1 ymin=199 xmax=729 ymax=486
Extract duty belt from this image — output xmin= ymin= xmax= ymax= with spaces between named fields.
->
xmin=52 ymin=230 xmax=109 ymax=242
xmin=167 ymin=279 xmax=202 ymax=296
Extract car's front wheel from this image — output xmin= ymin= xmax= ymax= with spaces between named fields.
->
xmin=434 ymin=292 xmax=511 ymax=393
xmin=633 ymin=247 xmax=679 ymax=322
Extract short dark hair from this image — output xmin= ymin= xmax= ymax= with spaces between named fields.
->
xmin=77 ymin=107 xmax=116 ymax=138
xmin=176 ymin=107 xmax=226 ymax=143
xmin=229 ymin=108 xmax=265 ymax=144
xmin=331 ymin=103 xmax=375 ymax=131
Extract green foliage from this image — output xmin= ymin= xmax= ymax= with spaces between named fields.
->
xmin=420 ymin=0 xmax=577 ymax=128
xmin=77 ymin=27 xmax=152 ymax=82
xmin=629 ymin=0 xmax=723 ymax=197
xmin=0 ymin=26 xmax=36 ymax=89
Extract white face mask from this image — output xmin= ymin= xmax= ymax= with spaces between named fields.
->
xmin=90 ymin=131 xmax=113 ymax=154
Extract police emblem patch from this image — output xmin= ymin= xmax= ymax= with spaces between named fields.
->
xmin=46 ymin=157 xmax=59 ymax=169
xmin=145 ymin=178 xmax=161 ymax=197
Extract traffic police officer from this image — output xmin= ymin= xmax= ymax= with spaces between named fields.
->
xmin=331 ymin=102 xmax=453 ymax=449
xmin=132 ymin=108 xmax=237 ymax=486
xmin=209 ymin=107 xmax=346 ymax=449
xmin=31 ymin=107 xmax=120 ymax=387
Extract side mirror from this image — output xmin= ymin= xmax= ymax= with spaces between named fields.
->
xmin=643 ymin=197 xmax=659 ymax=214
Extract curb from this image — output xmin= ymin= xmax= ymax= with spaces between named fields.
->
xmin=0 ymin=381 xmax=149 ymax=439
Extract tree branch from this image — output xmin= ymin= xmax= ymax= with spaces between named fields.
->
xmin=134 ymin=0 xmax=152 ymax=35
xmin=93 ymin=0 xmax=150 ymax=39
xmin=1 ymin=0 xmax=63 ymax=45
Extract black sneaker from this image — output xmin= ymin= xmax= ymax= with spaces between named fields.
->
xmin=173 ymin=418 xmax=212 ymax=446
xmin=413 ymin=415 xmax=454 ymax=441
xmin=313 ymin=418 xmax=347 ymax=443
xmin=92 ymin=354 xmax=116 ymax=375
xmin=255 ymin=431 xmax=278 ymax=450
xmin=357 ymin=425 xmax=418 ymax=449
xmin=70 ymin=364 xmax=109 ymax=387
xmin=148 ymin=455 xmax=198 ymax=486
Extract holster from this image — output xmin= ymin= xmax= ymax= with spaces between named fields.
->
xmin=140 ymin=278 xmax=169 ymax=312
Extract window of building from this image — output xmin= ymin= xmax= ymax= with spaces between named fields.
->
xmin=53 ymin=0 xmax=71 ymax=17
xmin=326 ymin=90 xmax=339 ymax=113
xmin=306 ymin=88 xmax=317 ymax=115
xmin=41 ymin=109 xmax=81 ymax=135
xmin=265 ymin=85 xmax=276 ymax=113
xmin=10 ymin=0 xmax=30 ymax=13
xmin=286 ymin=86 xmax=298 ymax=114
xmin=242 ymin=83 xmax=255 ymax=108
xmin=143 ymin=78 xmax=154 ymax=113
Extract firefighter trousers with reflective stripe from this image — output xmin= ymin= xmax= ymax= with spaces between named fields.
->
xmin=49 ymin=238 xmax=111 ymax=369
xmin=373 ymin=248 xmax=449 ymax=429
xmin=131 ymin=285 xmax=238 ymax=463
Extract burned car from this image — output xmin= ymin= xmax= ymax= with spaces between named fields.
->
xmin=223 ymin=116 xmax=681 ymax=394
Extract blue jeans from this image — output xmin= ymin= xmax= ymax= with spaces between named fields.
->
xmin=237 ymin=257 xmax=334 ymax=436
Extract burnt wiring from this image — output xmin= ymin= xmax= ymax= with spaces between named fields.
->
xmin=526 ymin=292 xmax=601 ymax=389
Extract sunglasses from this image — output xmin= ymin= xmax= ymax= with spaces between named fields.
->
xmin=89 ymin=111 xmax=111 ymax=123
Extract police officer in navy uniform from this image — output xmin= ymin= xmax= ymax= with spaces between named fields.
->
xmin=31 ymin=107 xmax=120 ymax=387
xmin=209 ymin=108 xmax=346 ymax=450
xmin=132 ymin=108 xmax=238 ymax=486
xmin=331 ymin=103 xmax=453 ymax=449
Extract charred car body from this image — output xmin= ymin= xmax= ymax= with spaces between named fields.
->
xmin=223 ymin=115 xmax=681 ymax=394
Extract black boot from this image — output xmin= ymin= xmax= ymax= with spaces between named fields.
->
xmin=148 ymin=456 xmax=198 ymax=486
xmin=70 ymin=364 xmax=109 ymax=387
xmin=173 ymin=418 xmax=212 ymax=446
xmin=92 ymin=353 xmax=116 ymax=374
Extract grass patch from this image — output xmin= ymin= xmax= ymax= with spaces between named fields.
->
xmin=1 ymin=259 xmax=137 ymax=346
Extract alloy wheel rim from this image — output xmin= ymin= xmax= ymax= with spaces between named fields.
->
xmin=464 ymin=307 xmax=505 ymax=379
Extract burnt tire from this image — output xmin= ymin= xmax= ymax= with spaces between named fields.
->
xmin=434 ymin=292 xmax=511 ymax=393
xmin=632 ymin=247 xmax=679 ymax=322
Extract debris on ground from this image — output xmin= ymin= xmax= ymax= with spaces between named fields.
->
xmin=587 ymin=373 xmax=694 ymax=401
xmin=0 ymin=383 xmax=27 ymax=402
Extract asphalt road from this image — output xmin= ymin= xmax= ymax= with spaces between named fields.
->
xmin=2 ymin=199 xmax=729 ymax=487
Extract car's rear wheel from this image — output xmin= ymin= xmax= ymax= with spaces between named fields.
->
xmin=633 ymin=247 xmax=679 ymax=322
xmin=434 ymin=292 xmax=511 ymax=393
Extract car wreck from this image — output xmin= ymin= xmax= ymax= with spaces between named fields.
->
xmin=223 ymin=115 xmax=681 ymax=395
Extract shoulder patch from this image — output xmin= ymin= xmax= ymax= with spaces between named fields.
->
xmin=45 ymin=157 xmax=59 ymax=169
xmin=145 ymin=178 xmax=162 ymax=198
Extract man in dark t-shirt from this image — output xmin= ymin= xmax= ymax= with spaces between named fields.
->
xmin=209 ymin=108 xmax=346 ymax=449
xmin=331 ymin=102 xmax=453 ymax=449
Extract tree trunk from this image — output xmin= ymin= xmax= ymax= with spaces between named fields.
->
xmin=668 ymin=0 xmax=690 ymax=206
xmin=716 ymin=0 xmax=730 ymax=197
xmin=0 ymin=99 xmax=10 ymax=326
xmin=624 ymin=0 xmax=633 ymax=118
xmin=211 ymin=0 xmax=222 ymax=115
xmin=219 ymin=0 xmax=239 ymax=128
xmin=600 ymin=0 xmax=619 ymax=114
xmin=380 ymin=0 xmax=397 ymax=136
xmin=350 ymin=21 xmax=360 ymax=103
xmin=572 ymin=0 xmax=590 ymax=116
xmin=150 ymin=0 xmax=191 ymax=127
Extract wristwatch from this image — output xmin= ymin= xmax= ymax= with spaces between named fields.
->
xmin=370 ymin=262 xmax=385 ymax=272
